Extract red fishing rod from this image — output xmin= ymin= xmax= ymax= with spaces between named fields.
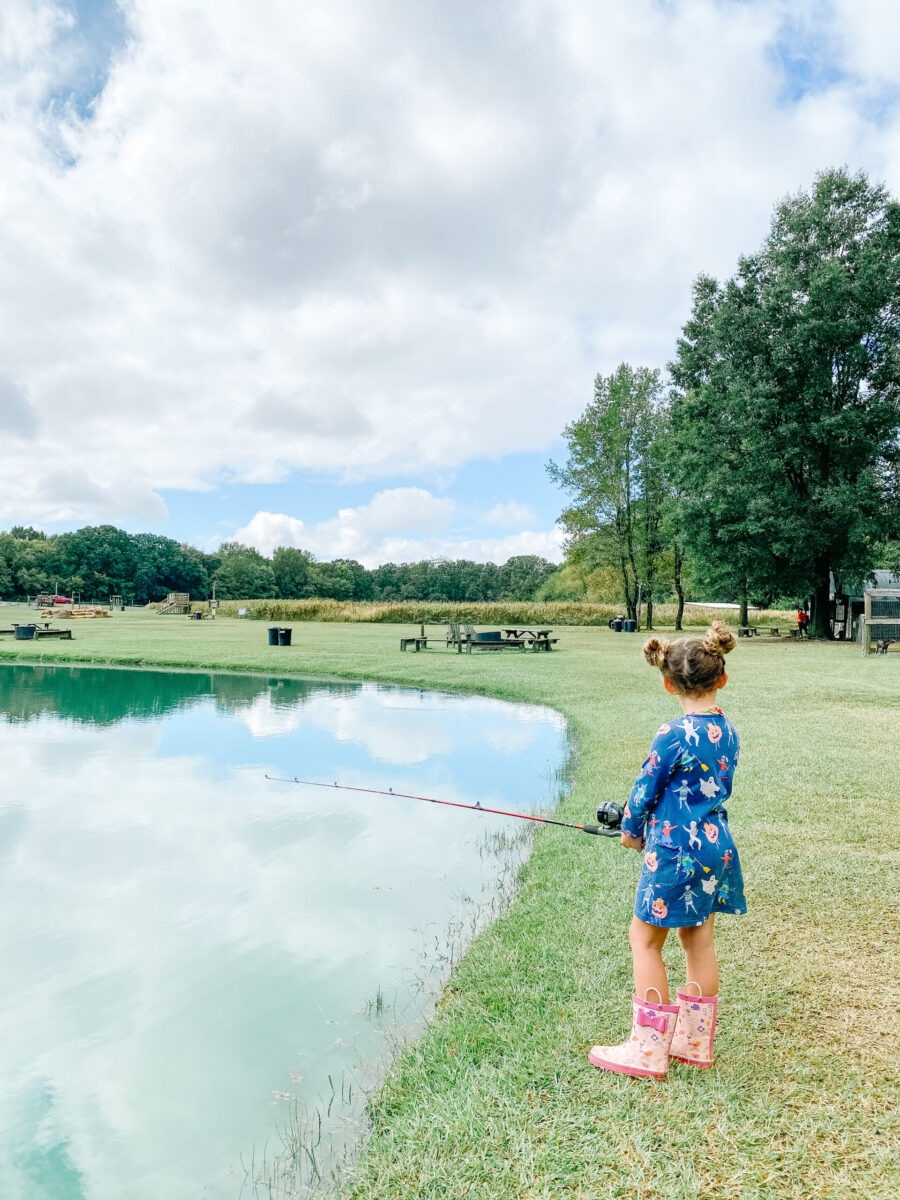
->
xmin=265 ymin=775 xmax=624 ymax=837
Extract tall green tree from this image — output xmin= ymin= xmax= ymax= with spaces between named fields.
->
xmin=670 ymin=168 xmax=900 ymax=636
xmin=548 ymin=363 xmax=669 ymax=624
xmin=213 ymin=543 xmax=277 ymax=599
xmin=57 ymin=525 xmax=137 ymax=599
xmin=272 ymin=547 xmax=316 ymax=598
xmin=130 ymin=533 xmax=210 ymax=603
xmin=496 ymin=556 xmax=558 ymax=600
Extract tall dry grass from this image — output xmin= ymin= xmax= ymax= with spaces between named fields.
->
xmin=213 ymin=598 xmax=793 ymax=627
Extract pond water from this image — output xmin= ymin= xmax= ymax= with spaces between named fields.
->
xmin=0 ymin=665 xmax=568 ymax=1200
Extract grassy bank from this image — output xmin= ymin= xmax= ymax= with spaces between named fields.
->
xmin=1 ymin=606 xmax=897 ymax=1199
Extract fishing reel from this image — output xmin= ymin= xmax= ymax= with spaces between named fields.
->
xmin=595 ymin=801 xmax=625 ymax=836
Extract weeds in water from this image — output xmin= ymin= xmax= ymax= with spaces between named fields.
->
xmin=360 ymin=986 xmax=393 ymax=1019
xmin=240 ymin=1075 xmax=361 ymax=1200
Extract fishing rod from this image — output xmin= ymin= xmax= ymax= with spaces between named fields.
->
xmin=265 ymin=775 xmax=624 ymax=837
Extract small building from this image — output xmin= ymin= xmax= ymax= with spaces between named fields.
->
xmin=832 ymin=569 xmax=900 ymax=642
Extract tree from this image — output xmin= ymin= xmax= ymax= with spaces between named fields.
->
xmin=272 ymin=547 xmax=316 ymax=598
xmin=57 ymin=525 xmax=137 ymax=599
xmin=330 ymin=558 xmax=374 ymax=600
xmin=131 ymin=533 xmax=211 ymax=603
xmin=496 ymin=556 xmax=558 ymax=600
xmin=213 ymin=544 xmax=277 ymax=599
xmin=670 ymin=168 xmax=900 ymax=636
xmin=309 ymin=560 xmax=356 ymax=600
xmin=548 ymin=363 xmax=669 ymax=624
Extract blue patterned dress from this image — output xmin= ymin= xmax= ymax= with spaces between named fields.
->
xmin=621 ymin=709 xmax=747 ymax=928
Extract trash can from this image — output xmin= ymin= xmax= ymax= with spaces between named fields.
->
xmin=277 ymin=627 xmax=292 ymax=646
xmin=267 ymin=626 xmax=279 ymax=646
xmin=612 ymin=617 xmax=623 ymax=633
xmin=14 ymin=624 xmax=36 ymax=640
xmin=623 ymin=619 xmax=636 ymax=632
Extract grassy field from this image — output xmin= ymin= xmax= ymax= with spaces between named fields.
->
xmin=1 ymin=605 xmax=897 ymax=1199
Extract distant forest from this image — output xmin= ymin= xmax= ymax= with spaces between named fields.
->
xmin=0 ymin=525 xmax=559 ymax=605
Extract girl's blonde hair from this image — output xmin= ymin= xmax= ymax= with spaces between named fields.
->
xmin=643 ymin=622 xmax=735 ymax=696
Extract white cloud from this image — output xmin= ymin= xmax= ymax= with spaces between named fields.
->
xmin=2 ymin=0 xmax=900 ymax=528
xmin=231 ymin=489 xmax=564 ymax=565
xmin=483 ymin=500 xmax=539 ymax=527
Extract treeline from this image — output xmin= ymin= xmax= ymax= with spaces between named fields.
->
xmin=549 ymin=168 xmax=900 ymax=637
xmin=0 ymin=525 xmax=557 ymax=605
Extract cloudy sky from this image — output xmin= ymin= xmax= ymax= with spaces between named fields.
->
xmin=3 ymin=0 xmax=900 ymax=566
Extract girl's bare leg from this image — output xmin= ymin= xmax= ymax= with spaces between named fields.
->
xmin=629 ymin=916 xmax=670 ymax=1000
xmin=677 ymin=915 xmax=719 ymax=994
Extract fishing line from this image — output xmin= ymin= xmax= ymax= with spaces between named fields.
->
xmin=265 ymin=775 xmax=623 ymax=837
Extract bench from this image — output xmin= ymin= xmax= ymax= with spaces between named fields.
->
xmin=400 ymin=637 xmax=428 ymax=651
xmin=737 ymin=626 xmax=758 ymax=637
xmin=35 ymin=628 xmax=73 ymax=639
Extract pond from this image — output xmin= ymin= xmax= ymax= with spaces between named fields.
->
xmin=0 ymin=665 xmax=569 ymax=1200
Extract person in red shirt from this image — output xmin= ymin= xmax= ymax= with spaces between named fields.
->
xmin=797 ymin=607 xmax=809 ymax=637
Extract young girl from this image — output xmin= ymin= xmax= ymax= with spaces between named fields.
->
xmin=589 ymin=622 xmax=746 ymax=1079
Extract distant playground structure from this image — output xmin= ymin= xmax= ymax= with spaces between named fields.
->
xmin=156 ymin=592 xmax=192 ymax=615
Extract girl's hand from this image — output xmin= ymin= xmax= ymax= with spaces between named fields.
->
xmin=620 ymin=832 xmax=644 ymax=852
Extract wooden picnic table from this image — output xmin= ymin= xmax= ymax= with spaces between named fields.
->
xmin=503 ymin=628 xmax=557 ymax=650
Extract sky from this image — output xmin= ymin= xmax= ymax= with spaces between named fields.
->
xmin=2 ymin=0 xmax=900 ymax=567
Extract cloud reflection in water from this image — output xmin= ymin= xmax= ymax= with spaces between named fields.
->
xmin=0 ymin=666 xmax=568 ymax=1199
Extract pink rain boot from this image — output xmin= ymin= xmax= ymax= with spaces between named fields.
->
xmin=669 ymin=981 xmax=718 ymax=1068
xmin=588 ymin=987 xmax=679 ymax=1079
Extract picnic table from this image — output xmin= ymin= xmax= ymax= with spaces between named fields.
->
xmin=503 ymin=628 xmax=558 ymax=651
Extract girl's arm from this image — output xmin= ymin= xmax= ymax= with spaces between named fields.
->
xmin=620 ymin=728 xmax=679 ymax=842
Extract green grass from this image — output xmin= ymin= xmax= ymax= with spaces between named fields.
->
xmin=1 ymin=605 xmax=897 ymax=1199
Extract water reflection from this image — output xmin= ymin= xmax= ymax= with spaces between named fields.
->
xmin=0 ymin=666 xmax=568 ymax=1200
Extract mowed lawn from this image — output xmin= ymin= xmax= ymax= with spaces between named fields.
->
xmin=2 ymin=607 xmax=897 ymax=1199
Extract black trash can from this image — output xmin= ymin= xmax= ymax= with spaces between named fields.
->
xmin=267 ymin=626 xmax=279 ymax=646
xmin=278 ymin=627 xmax=292 ymax=646
xmin=14 ymin=624 xmax=36 ymax=640
xmin=623 ymin=619 xmax=636 ymax=632
xmin=612 ymin=617 xmax=624 ymax=633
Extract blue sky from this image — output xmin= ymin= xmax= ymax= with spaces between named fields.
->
xmin=2 ymin=0 xmax=900 ymax=565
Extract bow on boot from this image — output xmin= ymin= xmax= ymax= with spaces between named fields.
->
xmin=589 ymin=987 xmax=680 ymax=1079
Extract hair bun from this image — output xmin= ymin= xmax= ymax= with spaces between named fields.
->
xmin=643 ymin=636 xmax=671 ymax=668
xmin=703 ymin=622 xmax=736 ymax=656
